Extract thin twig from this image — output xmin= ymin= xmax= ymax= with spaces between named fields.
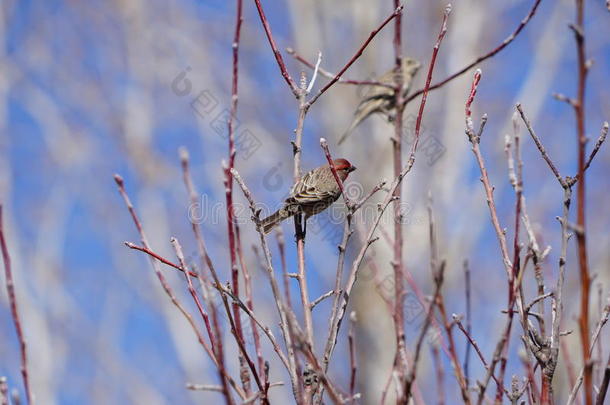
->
xmin=516 ymin=103 xmax=566 ymax=188
xmin=225 ymin=1 xmax=247 ymax=392
xmin=431 ymin=343 xmax=445 ymax=405
xmin=455 ymin=318 xmax=509 ymax=395
xmin=568 ymin=297 xmax=610 ymax=404
xmin=305 ymin=5 xmax=404 ymax=108
xmin=571 ymin=3 xmax=592 ymax=400
xmin=286 ymin=48 xmax=392 ymax=88
xmin=464 ymin=72 xmax=525 ymax=405
xmin=236 ymin=223 xmax=265 ymax=378
xmin=348 ymin=312 xmax=358 ymax=404
xmin=213 ymin=282 xmax=290 ymax=371
xmin=230 ymin=168 xmax=302 ymax=402
xmin=251 ymin=0 xmax=299 ymax=96
xmin=597 ymin=353 xmax=610 ymax=405
xmin=463 ymin=260 xmax=472 ymax=386
xmin=124 ymin=242 xmax=198 ymax=277
xmin=320 ymin=138 xmax=351 ymax=207
xmin=170 ymin=236 xmax=220 ymax=376
xmin=404 ymin=0 xmax=542 ymax=105
xmin=596 ymin=283 xmax=605 ymax=387
xmin=321 ymin=6 xmax=453 ymax=393
xmin=0 ymin=206 xmax=33 ymax=405
xmin=575 ymin=121 xmax=608 ymax=182
xmin=310 ymin=290 xmax=335 ymax=310
xmin=391 ymin=0 xmax=407 ymax=382
xmin=404 ymin=261 xmax=447 ymax=402
xmin=467 ymin=72 xmax=512 ymax=277
xmin=114 ymin=175 xmax=240 ymax=403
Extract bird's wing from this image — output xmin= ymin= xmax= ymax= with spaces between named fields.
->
xmin=338 ymin=71 xmax=396 ymax=145
xmin=288 ymin=169 xmax=336 ymax=204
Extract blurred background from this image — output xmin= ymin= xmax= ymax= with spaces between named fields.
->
xmin=1 ymin=0 xmax=609 ymax=403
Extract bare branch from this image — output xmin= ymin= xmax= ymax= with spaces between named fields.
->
xmin=286 ymin=47 xmax=393 ymax=88
xmin=0 ymin=206 xmax=33 ymax=405
xmin=114 ymin=175 xmax=242 ymax=402
xmin=230 ymin=167 xmax=302 ymax=401
xmin=568 ymin=296 xmax=610 ymax=404
xmin=310 ymin=290 xmax=336 ymax=310
xmin=404 ymin=0 xmax=542 ymax=105
xmin=251 ymin=0 xmax=299 ymax=96
xmin=515 ymin=103 xmax=567 ymax=188
xmin=305 ymin=5 xmax=404 ymax=108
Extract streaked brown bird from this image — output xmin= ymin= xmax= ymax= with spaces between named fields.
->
xmin=339 ymin=57 xmax=421 ymax=144
xmin=260 ymin=159 xmax=357 ymax=234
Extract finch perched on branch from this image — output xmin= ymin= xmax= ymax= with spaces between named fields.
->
xmin=339 ymin=57 xmax=421 ymax=144
xmin=259 ymin=159 xmax=357 ymax=234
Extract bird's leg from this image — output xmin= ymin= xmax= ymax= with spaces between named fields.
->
xmin=294 ymin=212 xmax=305 ymax=242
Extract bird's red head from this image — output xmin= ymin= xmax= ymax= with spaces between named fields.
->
xmin=332 ymin=158 xmax=357 ymax=181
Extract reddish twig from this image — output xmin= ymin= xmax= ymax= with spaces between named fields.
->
xmin=114 ymin=175 xmax=241 ymax=403
xmin=404 ymin=0 xmax=542 ymax=106
xmin=321 ymin=7 xmax=453 ymax=400
xmin=521 ymin=354 xmax=540 ymax=404
xmin=124 ymin=241 xmax=198 ymax=277
xmin=437 ymin=293 xmax=471 ymax=405
xmin=213 ymin=282 xmax=291 ymax=372
xmin=285 ymin=48 xmax=393 ymax=88
xmin=348 ymin=312 xmax=358 ymax=403
xmin=170 ymin=236 xmax=221 ymax=370
xmin=561 ymin=332 xmax=581 ymax=405
xmin=463 ymin=260 xmax=472 ymax=386
xmin=497 ymin=99 xmax=526 ymax=404
xmin=597 ymin=353 xmax=610 ymax=405
xmin=305 ymin=5 xmax=404 ymax=108
xmin=181 ymin=153 xmax=268 ymax=400
xmin=127 ymin=240 xmax=221 ymax=360
xmin=251 ymin=0 xmax=299 ymax=97
xmin=464 ymin=72 xmax=526 ymax=405
xmin=391 ymin=0 xmax=407 ymax=382
xmin=319 ymin=138 xmax=351 ymax=208
xmin=455 ymin=317 xmax=509 ymax=395
xmin=568 ymin=298 xmax=610 ymax=404
xmin=224 ymin=0 xmax=246 ymax=386
xmin=571 ymin=2 xmax=592 ymax=402
xmin=515 ymin=103 xmax=601 ymax=403
xmin=255 ymin=5 xmax=404 ymax=377
xmin=516 ymin=103 xmax=567 ymax=187
xmin=596 ymin=283 xmax=605 ymax=388
xmin=274 ymin=229 xmax=293 ymax=309
xmin=404 ymin=261 xmax=447 ymax=402
xmin=0 ymin=206 xmax=33 ymax=405
xmin=126 ymin=234 xmax=267 ymax=402
xmin=236 ymin=224 xmax=265 ymax=379
xmin=230 ymin=168 xmax=302 ymax=402
xmin=465 ymin=70 xmax=481 ymax=118
xmin=465 ymin=71 xmax=512 ymax=278
xmin=431 ymin=343 xmax=445 ymax=405
xmin=581 ymin=122 xmax=608 ymax=177
xmin=397 ymin=6 xmax=452 ymax=389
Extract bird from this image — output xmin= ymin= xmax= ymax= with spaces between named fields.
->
xmin=339 ymin=57 xmax=421 ymax=144
xmin=259 ymin=159 xmax=357 ymax=234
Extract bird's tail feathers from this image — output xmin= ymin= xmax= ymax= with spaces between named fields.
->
xmin=338 ymin=97 xmax=386 ymax=145
xmin=260 ymin=207 xmax=293 ymax=234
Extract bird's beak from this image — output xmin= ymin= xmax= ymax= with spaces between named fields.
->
xmin=349 ymin=166 xmax=357 ymax=173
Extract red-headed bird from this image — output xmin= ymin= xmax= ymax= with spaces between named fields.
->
xmin=260 ymin=159 xmax=357 ymax=234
